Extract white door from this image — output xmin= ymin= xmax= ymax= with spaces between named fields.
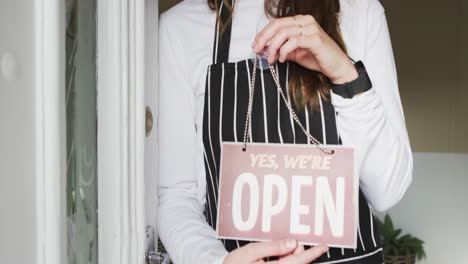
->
xmin=144 ymin=0 xmax=161 ymax=260
xmin=1 ymin=0 xmax=159 ymax=263
xmin=97 ymin=0 xmax=163 ymax=263
xmin=0 ymin=0 xmax=66 ymax=264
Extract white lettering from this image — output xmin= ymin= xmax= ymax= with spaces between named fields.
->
xmin=314 ymin=176 xmax=345 ymax=237
xmin=262 ymin=174 xmax=288 ymax=232
xmin=232 ymin=173 xmax=259 ymax=231
xmin=290 ymin=176 xmax=313 ymax=234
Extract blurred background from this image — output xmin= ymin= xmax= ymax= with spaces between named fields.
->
xmin=379 ymin=1 xmax=467 ymax=263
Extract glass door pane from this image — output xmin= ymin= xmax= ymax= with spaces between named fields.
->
xmin=65 ymin=0 xmax=98 ymax=263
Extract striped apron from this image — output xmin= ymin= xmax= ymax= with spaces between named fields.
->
xmin=202 ymin=1 xmax=384 ymax=263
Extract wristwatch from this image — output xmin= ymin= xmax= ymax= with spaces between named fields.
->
xmin=331 ymin=61 xmax=372 ymax=99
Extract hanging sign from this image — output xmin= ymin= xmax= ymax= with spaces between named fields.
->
xmin=216 ymin=142 xmax=358 ymax=248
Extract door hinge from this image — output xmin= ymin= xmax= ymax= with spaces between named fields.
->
xmin=145 ymin=225 xmax=171 ymax=264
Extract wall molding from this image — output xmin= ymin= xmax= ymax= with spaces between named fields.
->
xmin=97 ymin=0 xmax=146 ymax=263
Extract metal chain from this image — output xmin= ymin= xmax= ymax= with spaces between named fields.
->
xmin=242 ymin=56 xmax=258 ymax=151
xmin=242 ymin=53 xmax=334 ymax=155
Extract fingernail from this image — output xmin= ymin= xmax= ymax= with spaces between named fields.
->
xmin=251 ymin=41 xmax=257 ymax=48
xmin=286 ymin=239 xmax=297 ymax=249
xmin=253 ymin=44 xmax=259 ymax=52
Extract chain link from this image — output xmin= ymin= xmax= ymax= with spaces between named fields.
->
xmin=242 ymin=56 xmax=258 ymax=151
xmin=242 ymin=53 xmax=335 ymax=155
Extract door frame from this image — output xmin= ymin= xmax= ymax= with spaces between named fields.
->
xmin=2 ymin=0 xmax=152 ymax=263
xmin=35 ymin=0 xmax=67 ymax=263
xmin=97 ymin=0 xmax=147 ymax=263
xmin=144 ymin=0 xmax=160 ymax=252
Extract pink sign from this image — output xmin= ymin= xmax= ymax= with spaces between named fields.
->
xmin=216 ymin=142 xmax=358 ymax=248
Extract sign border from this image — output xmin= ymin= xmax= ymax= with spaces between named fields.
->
xmin=216 ymin=141 xmax=359 ymax=249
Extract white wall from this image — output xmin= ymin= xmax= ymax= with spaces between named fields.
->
xmin=381 ymin=0 xmax=468 ymax=153
xmin=379 ymin=153 xmax=468 ymax=264
xmin=0 ymin=0 xmax=37 ymax=263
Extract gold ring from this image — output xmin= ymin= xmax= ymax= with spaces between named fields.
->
xmin=293 ymin=16 xmax=303 ymax=36
xmin=298 ymin=24 xmax=303 ymax=36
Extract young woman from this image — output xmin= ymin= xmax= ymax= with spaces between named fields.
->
xmin=158 ymin=0 xmax=413 ymax=263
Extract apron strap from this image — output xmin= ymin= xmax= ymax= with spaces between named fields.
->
xmin=212 ymin=0 xmax=234 ymax=64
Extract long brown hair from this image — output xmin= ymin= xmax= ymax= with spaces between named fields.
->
xmin=207 ymin=0 xmax=347 ymax=111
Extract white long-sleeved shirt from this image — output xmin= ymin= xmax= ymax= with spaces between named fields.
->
xmin=157 ymin=0 xmax=413 ymax=263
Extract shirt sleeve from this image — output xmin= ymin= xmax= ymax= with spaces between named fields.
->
xmin=157 ymin=14 xmax=228 ymax=264
xmin=330 ymin=0 xmax=413 ymax=212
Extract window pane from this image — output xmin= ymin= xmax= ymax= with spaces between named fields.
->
xmin=66 ymin=0 xmax=98 ymax=263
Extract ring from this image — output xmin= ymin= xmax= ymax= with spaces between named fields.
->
xmin=293 ymin=16 xmax=303 ymax=36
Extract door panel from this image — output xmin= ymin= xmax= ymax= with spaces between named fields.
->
xmin=0 ymin=1 xmax=37 ymax=262
xmin=1 ymin=0 xmax=66 ymax=264
xmin=144 ymin=0 xmax=159 ymax=233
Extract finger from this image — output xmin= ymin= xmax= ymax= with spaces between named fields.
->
xmin=253 ymin=14 xmax=318 ymax=52
xmin=253 ymin=17 xmax=296 ymax=53
xmin=292 ymin=245 xmax=329 ymax=263
xmin=293 ymin=244 xmax=305 ymax=255
xmin=245 ymin=239 xmax=298 ymax=260
xmin=254 ymin=15 xmax=321 ymax=56
xmin=294 ymin=14 xmax=318 ymax=26
xmin=267 ymin=24 xmax=319 ymax=64
xmin=278 ymin=243 xmax=304 ymax=260
xmin=266 ymin=26 xmax=298 ymax=63
xmin=256 ymin=14 xmax=317 ymax=51
xmin=268 ymin=245 xmax=328 ymax=264
xmin=278 ymin=36 xmax=298 ymax=63
xmin=279 ymin=34 xmax=323 ymax=63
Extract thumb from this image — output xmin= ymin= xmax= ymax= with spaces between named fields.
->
xmin=245 ymin=239 xmax=298 ymax=260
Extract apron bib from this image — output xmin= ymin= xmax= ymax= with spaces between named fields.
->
xmin=201 ymin=1 xmax=383 ymax=262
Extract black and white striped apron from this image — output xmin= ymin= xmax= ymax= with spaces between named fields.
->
xmin=202 ymin=1 xmax=384 ymax=263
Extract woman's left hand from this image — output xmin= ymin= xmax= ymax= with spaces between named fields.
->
xmin=252 ymin=15 xmax=357 ymax=84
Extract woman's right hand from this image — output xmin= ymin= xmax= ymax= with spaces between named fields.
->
xmin=223 ymin=239 xmax=328 ymax=264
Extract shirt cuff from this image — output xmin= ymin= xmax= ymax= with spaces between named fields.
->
xmin=330 ymin=88 xmax=377 ymax=113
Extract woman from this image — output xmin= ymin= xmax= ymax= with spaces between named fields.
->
xmin=158 ymin=0 xmax=413 ymax=263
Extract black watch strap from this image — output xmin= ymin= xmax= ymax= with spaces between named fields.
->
xmin=331 ymin=61 xmax=372 ymax=99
